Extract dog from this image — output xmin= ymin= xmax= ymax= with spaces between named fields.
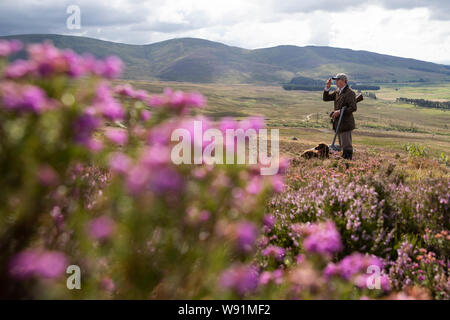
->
xmin=300 ymin=143 xmax=330 ymax=159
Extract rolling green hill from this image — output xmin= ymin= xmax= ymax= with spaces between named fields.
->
xmin=2 ymin=34 xmax=450 ymax=85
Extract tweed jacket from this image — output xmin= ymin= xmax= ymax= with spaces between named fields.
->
xmin=323 ymin=85 xmax=357 ymax=133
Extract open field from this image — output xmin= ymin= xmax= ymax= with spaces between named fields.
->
xmin=125 ymin=80 xmax=450 ymax=157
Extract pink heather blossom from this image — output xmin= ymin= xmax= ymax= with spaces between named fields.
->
xmin=303 ymin=221 xmax=343 ymax=256
xmin=140 ymin=144 xmax=172 ymax=167
xmin=98 ymin=56 xmax=123 ymax=79
xmin=219 ymin=117 xmax=239 ymax=133
xmin=158 ymin=88 xmax=207 ymax=112
xmin=1 ymin=82 xmax=51 ymax=113
xmin=134 ymin=90 xmax=149 ymax=101
xmin=5 ymin=59 xmax=36 ymax=79
xmin=87 ymin=216 xmax=116 ymax=240
xmin=37 ymin=165 xmax=59 ymax=186
xmin=141 ymin=110 xmax=152 ymax=121
xmin=109 ymin=153 xmax=131 ymax=174
xmin=239 ymin=116 xmax=265 ymax=131
xmin=148 ymin=167 xmax=183 ymax=193
xmin=324 ymin=252 xmax=385 ymax=282
xmin=73 ymin=107 xmax=102 ymax=147
xmin=93 ymin=83 xmax=124 ymax=121
xmin=114 ymin=84 xmax=136 ymax=98
xmin=259 ymin=269 xmax=283 ymax=286
xmin=105 ymin=128 xmax=128 ymax=145
xmin=125 ymin=165 xmax=151 ymax=194
xmin=147 ymin=95 xmax=165 ymax=107
xmin=246 ymin=176 xmax=262 ymax=195
xmin=270 ymin=175 xmax=285 ymax=193
xmin=199 ymin=210 xmax=210 ymax=222
xmin=263 ymin=214 xmax=275 ymax=229
xmin=28 ymin=42 xmax=67 ymax=77
xmin=262 ymin=245 xmax=285 ymax=261
xmin=9 ymin=249 xmax=68 ymax=279
xmin=85 ymin=138 xmax=103 ymax=152
xmin=184 ymin=92 xmax=206 ymax=108
xmin=62 ymin=49 xmax=85 ymax=78
xmin=0 ymin=39 xmax=23 ymax=57
xmin=101 ymin=277 xmax=116 ymax=292
xmin=236 ymin=221 xmax=258 ymax=252
xmin=219 ymin=264 xmax=259 ymax=296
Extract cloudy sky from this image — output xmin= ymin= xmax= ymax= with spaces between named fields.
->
xmin=1 ymin=0 xmax=450 ymax=64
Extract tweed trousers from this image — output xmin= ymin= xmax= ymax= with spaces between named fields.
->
xmin=338 ymin=130 xmax=353 ymax=152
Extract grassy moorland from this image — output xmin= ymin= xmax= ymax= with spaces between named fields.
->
xmin=126 ymin=80 xmax=450 ymax=157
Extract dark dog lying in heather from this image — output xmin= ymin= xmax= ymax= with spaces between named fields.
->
xmin=300 ymin=143 xmax=330 ymax=159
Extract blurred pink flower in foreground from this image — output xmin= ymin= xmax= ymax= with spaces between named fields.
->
xmin=0 ymin=40 xmax=22 ymax=57
xmin=87 ymin=216 xmax=116 ymax=240
xmin=219 ymin=264 xmax=259 ymax=296
xmin=9 ymin=249 xmax=68 ymax=279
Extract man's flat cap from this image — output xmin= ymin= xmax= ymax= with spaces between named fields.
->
xmin=332 ymin=73 xmax=348 ymax=81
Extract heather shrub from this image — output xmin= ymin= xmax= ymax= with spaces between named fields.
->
xmin=0 ymin=40 xmax=284 ymax=299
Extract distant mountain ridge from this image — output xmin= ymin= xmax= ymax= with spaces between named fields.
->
xmin=2 ymin=34 xmax=450 ymax=85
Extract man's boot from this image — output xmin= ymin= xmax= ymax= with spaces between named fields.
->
xmin=342 ymin=150 xmax=353 ymax=160
xmin=347 ymin=150 xmax=353 ymax=160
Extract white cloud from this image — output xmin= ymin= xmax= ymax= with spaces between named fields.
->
xmin=0 ymin=0 xmax=449 ymax=63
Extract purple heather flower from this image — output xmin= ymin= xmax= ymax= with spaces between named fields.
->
xmin=147 ymin=95 xmax=165 ymax=107
xmin=239 ymin=116 xmax=265 ymax=131
xmin=148 ymin=167 xmax=183 ymax=193
xmin=162 ymin=88 xmax=206 ymax=112
xmin=87 ymin=216 xmax=116 ymax=240
xmin=62 ymin=49 xmax=85 ymax=78
xmin=324 ymin=252 xmax=385 ymax=282
xmin=1 ymin=83 xmax=50 ymax=113
xmin=101 ymin=277 xmax=115 ymax=292
xmin=184 ymin=92 xmax=206 ymax=108
xmin=270 ymin=175 xmax=285 ymax=193
xmin=263 ymin=214 xmax=275 ymax=229
xmin=109 ymin=152 xmax=131 ymax=174
xmin=259 ymin=271 xmax=272 ymax=285
xmin=98 ymin=56 xmax=123 ymax=79
xmin=9 ymin=249 xmax=68 ymax=279
xmin=246 ymin=177 xmax=262 ymax=195
xmin=219 ymin=117 xmax=239 ymax=133
xmin=37 ymin=165 xmax=59 ymax=186
xmin=262 ymin=245 xmax=285 ymax=261
xmin=105 ymin=128 xmax=128 ymax=145
xmin=303 ymin=221 xmax=343 ymax=256
xmin=93 ymin=83 xmax=125 ymax=121
xmin=236 ymin=221 xmax=258 ymax=252
xmin=126 ymin=165 xmax=151 ymax=194
xmin=0 ymin=39 xmax=23 ymax=57
xmin=141 ymin=110 xmax=152 ymax=121
xmin=73 ymin=107 xmax=102 ymax=147
xmin=5 ymin=59 xmax=36 ymax=79
xmin=114 ymin=84 xmax=136 ymax=98
xmin=219 ymin=264 xmax=259 ymax=296
xmin=140 ymin=145 xmax=171 ymax=167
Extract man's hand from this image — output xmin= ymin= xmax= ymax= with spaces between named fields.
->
xmin=332 ymin=110 xmax=340 ymax=119
xmin=326 ymin=78 xmax=332 ymax=89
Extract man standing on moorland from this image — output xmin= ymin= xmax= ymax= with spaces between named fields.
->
xmin=323 ymin=73 xmax=357 ymax=160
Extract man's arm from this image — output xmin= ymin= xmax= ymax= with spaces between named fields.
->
xmin=323 ymin=78 xmax=336 ymax=101
xmin=323 ymin=88 xmax=336 ymax=102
